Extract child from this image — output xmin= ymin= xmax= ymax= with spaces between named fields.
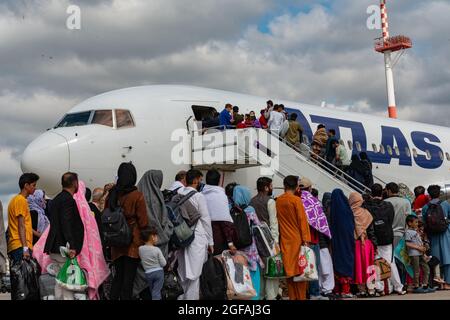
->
xmin=417 ymin=221 xmax=445 ymax=288
xmin=139 ymin=226 xmax=167 ymax=300
xmin=405 ymin=215 xmax=435 ymax=294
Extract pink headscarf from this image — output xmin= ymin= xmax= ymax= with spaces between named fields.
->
xmin=33 ymin=181 xmax=110 ymax=300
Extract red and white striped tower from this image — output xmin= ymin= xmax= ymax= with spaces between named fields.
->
xmin=375 ymin=0 xmax=412 ymax=119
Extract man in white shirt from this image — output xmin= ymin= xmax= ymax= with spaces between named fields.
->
xmin=202 ymin=169 xmax=237 ymax=255
xmin=267 ymin=105 xmax=285 ymax=133
xmin=168 ymin=170 xmax=187 ymax=192
xmin=177 ymin=170 xmax=214 ymax=300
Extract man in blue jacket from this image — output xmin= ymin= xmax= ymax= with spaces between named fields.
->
xmin=219 ymin=104 xmax=234 ymax=129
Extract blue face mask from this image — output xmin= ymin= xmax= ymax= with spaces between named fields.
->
xmin=198 ymin=182 xmax=205 ymax=192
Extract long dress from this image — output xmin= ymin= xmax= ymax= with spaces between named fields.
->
xmin=422 ymin=200 xmax=450 ymax=284
xmin=276 ymin=193 xmax=311 ymax=300
xmin=177 ymin=187 xmax=214 ymax=300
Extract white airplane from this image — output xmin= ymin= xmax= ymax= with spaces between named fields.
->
xmin=21 ymin=85 xmax=450 ymax=199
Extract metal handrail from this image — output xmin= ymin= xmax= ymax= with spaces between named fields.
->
xmin=265 ymin=130 xmax=370 ymax=194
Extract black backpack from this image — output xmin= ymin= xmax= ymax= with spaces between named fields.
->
xmin=363 ymin=199 xmax=394 ymax=246
xmin=166 ymin=191 xmax=200 ymax=249
xmin=101 ymin=206 xmax=133 ymax=247
xmin=230 ymin=204 xmax=252 ymax=249
xmin=200 ymin=255 xmax=228 ymax=300
xmin=162 ymin=187 xmax=182 ymax=203
xmin=425 ymin=201 xmax=449 ymax=235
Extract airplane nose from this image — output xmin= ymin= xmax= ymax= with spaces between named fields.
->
xmin=21 ymin=132 xmax=69 ymax=196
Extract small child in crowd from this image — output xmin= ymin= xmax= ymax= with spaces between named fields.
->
xmin=405 ymin=215 xmax=435 ymax=294
xmin=139 ymin=226 xmax=167 ymax=300
xmin=417 ymin=221 xmax=446 ymax=287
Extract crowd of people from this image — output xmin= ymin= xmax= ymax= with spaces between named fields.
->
xmin=1 ymin=162 xmax=449 ymax=300
xmin=211 ymin=102 xmax=374 ymax=190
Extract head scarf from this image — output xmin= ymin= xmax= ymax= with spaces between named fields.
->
xmin=398 ymin=183 xmax=415 ymax=205
xmin=33 ymin=182 xmax=110 ymax=300
xmin=300 ymin=191 xmax=331 ymax=238
xmin=322 ymin=192 xmax=332 ymax=216
xmin=233 ymin=186 xmax=252 ymax=207
xmin=137 ymin=170 xmax=173 ymax=257
xmin=348 ymin=192 xmax=373 ymax=241
xmin=27 ymin=190 xmax=50 ymax=233
xmin=330 ymin=189 xmax=355 ymax=278
xmin=350 ymin=155 xmax=366 ymax=174
xmin=73 ymin=181 xmax=110 ymax=299
xmin=109 ymin=162 xmax=138 ymax=210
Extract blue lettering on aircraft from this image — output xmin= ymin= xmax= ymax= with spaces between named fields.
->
xmin=411 ymin=131 xmax=443 ymax=169
xmin=286 ymin=107 xmax=443 ymax=170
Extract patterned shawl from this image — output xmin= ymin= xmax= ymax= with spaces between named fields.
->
xmin=300 ymin=191 xmax=332 ymax=239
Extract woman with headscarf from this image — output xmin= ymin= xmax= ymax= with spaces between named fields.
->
xmin=359 ymin=152 xmax=374 ymax=188
xmin=134 ymin=170 xmax=173 ymax=299
xmin=232 ymin=186 xmax=264 ymax=300
xmin=27 ymin=189 xmax=50 ymax=244
xmin=106 ymin=162 xmax=149 ymax=300
xmin=329 ymin=189 xmax=355 ymax=298
xmin=33 ymin=181 xmax=110 ymax=300
xmin=347 ymin=155 xmax=367 ymax=187
xmin=349 ymin=192 xmax=378 ymax=297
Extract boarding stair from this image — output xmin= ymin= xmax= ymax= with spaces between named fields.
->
xmin=187 ymin=120 xmax=384 ymax=197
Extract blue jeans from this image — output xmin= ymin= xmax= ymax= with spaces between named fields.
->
xmin=145 ymin=270 xmax=164 ymax=300
xmin=309 ymin=244 xmax=321 ymax=297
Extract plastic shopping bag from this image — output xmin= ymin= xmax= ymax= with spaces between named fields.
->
xmin=221 ymin=250 xmax=256 ymax=300
xmin=55 ymin=244 xmax=87 ymax=292
xmin=264 ymin=254 xmax=286 ymax=279
xmin=10 ymin=258 xmax=41 ymax=300
xmin=293 ymin=246 xmax=318 ymax=282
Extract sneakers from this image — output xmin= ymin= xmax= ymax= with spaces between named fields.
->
xmin=341 ymin=293 xmax=354 ymax=299
xmin=395 ymin=290 xmax=407 ymax=295
xmin=412 ymin=287 xmax=427 ymax=294
xmin=425 ymin=287 xmax=436 ymax=293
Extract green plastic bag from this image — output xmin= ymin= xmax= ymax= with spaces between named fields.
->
xmin=264 ymin=254 xmax=286 ymax=279
xmin=56 ymin=258 xmax=88 ymax=292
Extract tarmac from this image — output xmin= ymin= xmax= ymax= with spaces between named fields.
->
xmin=1 ymin=291 xmax=450 ymax=301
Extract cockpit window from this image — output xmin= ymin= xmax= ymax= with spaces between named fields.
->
xmin=92 ymin=110 xmax=113 ymax=127
xmin=56 ymin=111 xmax=92 ymax=128
xmin=115 ymin=109 xmax=135 ymax=128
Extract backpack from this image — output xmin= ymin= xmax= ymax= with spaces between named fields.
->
xmin=101 ymin=206 xmax=133 ymax=248
xmin=230 ymin=204 xmax=252 ymax=249
xmin=425 ymin=201 xmax=449 ymax=235
xmin=200 ymin=255 xmax=228 ymax=300
xmin=252 ymin=222 xmax=275 ymax=258
xmin=364 ymin=200 xmax=394 ymax=246
xmin=162 ymin=187 xmax=182 ymax=203
xmin=166 ymin=191 xmax=200 ymax=249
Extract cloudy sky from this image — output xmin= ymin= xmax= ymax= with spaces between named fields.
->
xmin=1 ymin=0 xmax=449 ymax=224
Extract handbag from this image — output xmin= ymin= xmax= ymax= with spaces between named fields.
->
xmin=264 ymin=254 xmax=286 ymax=279
xmin=374 ymin=257 xmax=391 ymax=281
xmin=293 ymin=246 xmax=318 ymax=282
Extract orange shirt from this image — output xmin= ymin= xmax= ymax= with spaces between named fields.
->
xmin=276 ymin=192 xmax=311 ymax=277
xmin=7 ymin=194 xmax=33 ymax=252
